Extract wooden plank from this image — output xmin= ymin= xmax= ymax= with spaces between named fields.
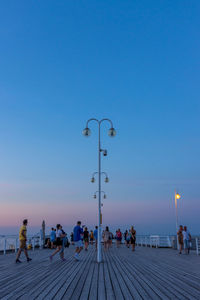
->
xmin=0 ymin=245 xmax=200 ymax=300
xmin=98 ymin=261 xmax=106 ymax=300
xmin=79 ymin=256 xmax=95 ymax=300
xmin=104 ymin=249 xmax=126 ymax=300
xmin=102 ymin=251 xmax=115 ymax=300
xmin=88 ymin=262 xmax=98 ymax=300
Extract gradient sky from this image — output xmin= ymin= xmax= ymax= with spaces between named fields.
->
xmin=0 ymin=1 xmax=200 ymax=235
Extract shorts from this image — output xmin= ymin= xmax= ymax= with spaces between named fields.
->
xmin=84 ymin=238 xmax=89 ymax=243
xmin=126 ymin=239 xmax=130 ymax=244
xmin=116 ymin=237 xmax=122 ymax=241
xmin=90 ymin=238 xmax=94 ymax=241
xmin=184 ymin=240 xmax=189 ymax=249
xmin=74 ymin=240 xmax=83 ymax=248
xmin=55 ymin=238 xmax=62 ymax=246
xmin=130 ymin=238 xmax=136 ymax=245
xmin=19 ymin=240 xmax=27 ymax=249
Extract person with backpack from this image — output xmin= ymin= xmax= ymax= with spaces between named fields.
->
xmin=49 ymin=224 xmax=66 ymax=261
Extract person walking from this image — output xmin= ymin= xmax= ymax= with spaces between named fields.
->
xmin=16 ymin=219 xmax=32 ymax=263
xmin=73 ymin=221 xmax=84 ymax=260
xmin=109 ymin=231 xmax=113 ymax=248
xmin=124 ymin=230 xmax=128 ymax=247
xmin=60 ymin=226 xmax=67 ymax=257
xmin=126 ymin=230 xmax=131 ymax=248
xmin=183 ymin=226 xmax=191 ymax=254
xmin=50 ymin=228 xmax=56 ymax=249
xmin=50 ymin=224 xmax=66 ymax=261
xmin=177 ymin=225 xmax=183 ymax=254
xmin=94 ymin=226 xmax=98 ymax=250
xmin=130 ymin=226 xmax=136 ymax=251
xmin=90 ymin=230 xmax=94 ymax=245
xmin=83 ymin=227 xmax=89 ymax=251
xmin=116 ymin=229 xmax=122 ymax=248
xmin=102 ymin=226 xmax=110 ymax=250
xmin=70 ymin=232 xmax=74 ymax=245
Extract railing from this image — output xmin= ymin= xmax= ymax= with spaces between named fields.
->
xmin=0 ymin=235 xmax=42 ymax=255
xmin=136 ymin=235 xmax=172 ymax=248
xmin=196 ymin=237 xmax=200 ymax=255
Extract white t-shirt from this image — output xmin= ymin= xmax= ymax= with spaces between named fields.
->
xmin=56 ymin=229 xmax=62 ymax=238
xmin=182 ymin=230 xmax=190 ymax=240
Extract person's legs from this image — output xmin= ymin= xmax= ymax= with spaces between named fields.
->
xmin=95 ymin=239 xmax=97 ymax=250
xmin=78 ymin=246 xmax=83 ymax=254
xmin=50 ymin=246 xmax=61 ymax=259
xmin=16 ymin=248 xmax=22 ymax=260
xmin=16 ymin=240 xmax=31 ymax=262
xmin=184 ymin=240 xmax=187 ymax=254
xmin=85 ymin=240 xmax=88 ymax=250
xmin=24 ymin=248 xmax=30 ymax=259
xmin=132 ymin=243 xmax=135 ymax=251
xmin=179 ymin=243 xmax=182 ymax=254
xmin=188 ymin=242 xmax=190 ymax=254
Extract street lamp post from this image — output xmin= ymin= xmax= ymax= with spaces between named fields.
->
xmin=83 ymin=118 xmax=116 ymax=263
xmin=175 ymin=191 xmax=181 ymax=249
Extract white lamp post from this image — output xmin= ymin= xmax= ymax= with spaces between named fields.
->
xmin=83 ymin=118 xmax=116 ymax=263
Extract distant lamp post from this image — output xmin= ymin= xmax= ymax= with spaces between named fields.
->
xmin=83 ymin=118 xmax=116 ymax=263
xmin=175 ymin=191 xmax=181 ymax=249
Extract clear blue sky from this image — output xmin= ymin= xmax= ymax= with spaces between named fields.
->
xmin=0 ymin=1 xmax=200 ymax=235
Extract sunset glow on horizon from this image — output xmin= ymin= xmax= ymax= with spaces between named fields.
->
xmin=0 ymin=1 xmax=200 ymax=236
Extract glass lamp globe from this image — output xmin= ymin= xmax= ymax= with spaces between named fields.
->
xmin=103 ymin=194 xmax=106 ymax=199
xmin=82 ymin=127 xmax=91 ymax=137
xmin=105 ymin=177 xmax=109 ymax=183
xmin=176 ymin=193 xmax=181 ymax=199
xmin=91 ymin=177 xmax=95 ymax=183
xmin=93 ymin=194 xmax=97 ymax=199
xmin=108 ymin=127 xmax=116 ymax=137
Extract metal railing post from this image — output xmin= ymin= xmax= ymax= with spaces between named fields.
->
xmin=4 ymin=238 xmax=6 ymax=255
xmin=196 ymin=238 xmax=199 ymax=255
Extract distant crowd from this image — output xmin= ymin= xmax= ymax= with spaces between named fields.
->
xmin=48 ymin=222 xmax=137 ymax=261
xmin=15 ymin=219 xmax=136 ymax=263
xmin=15 ymin=219 xmax=193 ymax=263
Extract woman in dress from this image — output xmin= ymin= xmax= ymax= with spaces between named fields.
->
xmin=102 ymin=226 xmax=110 ymax=250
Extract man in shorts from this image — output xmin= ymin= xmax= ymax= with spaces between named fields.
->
xmin=16 ymin=219 xmax=32 ymax=263
xmin=73 ymin=221 xmax=83 ymax=261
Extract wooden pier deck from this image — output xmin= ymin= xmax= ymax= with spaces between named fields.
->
xmin=0 ymin=245 xmax=200 ymax=300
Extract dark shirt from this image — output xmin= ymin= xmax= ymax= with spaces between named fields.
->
xmin=84 ymin=231 xmax=89 ymax=239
